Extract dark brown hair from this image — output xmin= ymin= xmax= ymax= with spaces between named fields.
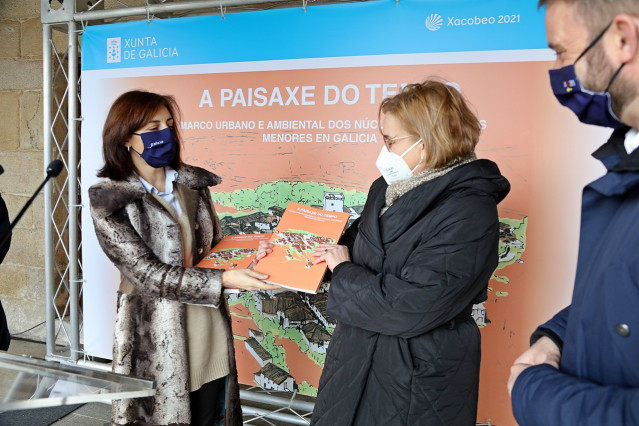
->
xmin=378 ymin=79 xmax=480 ymax=170
xmin=97 ymin=90 xmax=183 ymax=180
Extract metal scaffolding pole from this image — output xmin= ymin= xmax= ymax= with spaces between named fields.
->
xmin=42 ymin=23 xmax=56 ymax=358
xmin=240 ymin=390 xmax=315 ymax=413
xmin=73 ymin=0 xmax=281 ymax=22
xmin=67 ymin=20 xmax=81 ymax=362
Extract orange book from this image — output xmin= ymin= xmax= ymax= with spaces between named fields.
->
xmin=197 ymin=233 xmax=273 ymax=270
xmin=254 ymin=202 xmax=350 ymax=294
xmin=197 ymin=233 xmax=273 ymax=293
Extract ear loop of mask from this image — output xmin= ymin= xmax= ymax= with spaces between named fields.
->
xmin=575 ymin=20 xmax=625 ymax=91
xmin=574 ymin=20 xmax=626 ymax=108
xmin=605 ymin=63 xmax=625 ymax=92
xmin=399 ymin=138 xmax=423 ymax=158
xmin=409 ymin=140 xmax=425 ymax=173
xmin=126 ymin=144 xmax=143 ymax=157
xmin=575 ymin=21 xmax=613 ymax=64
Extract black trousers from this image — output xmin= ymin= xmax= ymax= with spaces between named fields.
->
xmin=190 ymin=376 xmax=227 ymax=426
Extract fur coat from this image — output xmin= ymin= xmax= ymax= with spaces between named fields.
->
xmin=89 ymin=164 xmax=242 ymax=426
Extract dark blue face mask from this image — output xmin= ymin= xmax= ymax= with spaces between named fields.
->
xmin=131 ymin=127 xmax=177 ymax=168
xmin=549 ymin=21 xmax=626 ymax=128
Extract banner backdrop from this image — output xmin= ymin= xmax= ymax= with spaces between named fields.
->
xmin=81 ymin=1 xmax=610 ymax=424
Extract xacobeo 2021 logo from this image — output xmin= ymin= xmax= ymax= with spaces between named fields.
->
xmin=424 ymin=14 xmax=443 ymax=31
xmin=425 ymin=11 xmax=522 ymax=31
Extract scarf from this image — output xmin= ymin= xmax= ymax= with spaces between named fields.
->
xmin=381 ymin=152 xmax=477 ymax=215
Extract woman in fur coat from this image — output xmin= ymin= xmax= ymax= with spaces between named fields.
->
xmin=89 ymin=90 xmax=279 ymax=426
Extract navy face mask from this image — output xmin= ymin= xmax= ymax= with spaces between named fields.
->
xmin=131 ymin=127 xmax=177 ymax=168
xmin=549 ymin=21 xmax=626 ymax=128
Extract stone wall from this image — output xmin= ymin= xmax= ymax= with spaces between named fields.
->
xmin=0 ymin=0 xmax=50 ymax=342
xmin=0 ymin=0 xmax=73 ymax=344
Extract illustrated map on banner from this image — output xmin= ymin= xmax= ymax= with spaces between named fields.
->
xmin=81 ymin=2 xmax=609 ymax=424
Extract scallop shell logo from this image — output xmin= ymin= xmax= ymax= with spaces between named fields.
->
xmin=425 ymin=13 xmax=443 ymax=31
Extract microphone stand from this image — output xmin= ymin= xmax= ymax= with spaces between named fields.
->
xmin=0 ymin=160 xmax=64 ymax=250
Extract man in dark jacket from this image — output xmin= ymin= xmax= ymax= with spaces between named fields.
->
xmin=508 ymin=1 xmax=639 ymax=424
xmin=0 ymin=193 xmax=12 ymax=350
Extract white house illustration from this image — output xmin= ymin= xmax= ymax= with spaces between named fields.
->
xmin=254 ymin=363 xmax=297 ymax=392
xmin=301 ymin=322 xmax=331 ymax=354
xmin=323 ymin=192 xmax=344 ymax=212
xmin=301 ymin=292 xmax=336 ymax=329
xmin=248 ymin=328 xmax=264 ymax=343
xmin=471 ymin=302 xmax=488 ymax=327
xmin=244 ymin=337 xmax=272 ymax=367
xmin=260 ymin=292 xmax=316 ymax=328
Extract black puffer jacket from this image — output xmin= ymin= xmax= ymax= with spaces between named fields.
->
xmin=311 ymin=159 xmax=510 ymax=426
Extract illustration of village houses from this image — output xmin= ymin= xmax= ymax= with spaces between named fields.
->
xmin=224 ymin=191 xmax=526 ymax=393
xmin=237 ymin=290 xmax=335 ymax=393
xmin=220 ymin=206 xmax=285 ymax=235
xmin=218 ymin=192 xmax=363 ymax=236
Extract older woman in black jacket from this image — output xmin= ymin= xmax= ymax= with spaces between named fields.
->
xmin=309 ymin=80 xmax=510 ymax=425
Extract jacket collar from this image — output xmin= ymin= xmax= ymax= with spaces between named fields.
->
xmin=589 ymin=127 xmax=639 ymax=196
xmin=359 ymin=160 xmax=509 ymax=247
xmin=89 ymin=164 xmax=220 ymax=219
xmin=175 ymin=164 xmax=222 ymax=188
xmin=592 ymin=126 xmax=639 ymax=172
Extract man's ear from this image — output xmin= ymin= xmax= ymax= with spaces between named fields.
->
xmin=611 ymin=14 xmax=639 ymax=64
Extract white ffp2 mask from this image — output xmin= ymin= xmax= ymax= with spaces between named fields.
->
xmin=375 ymin=139 xmax=423 ymax=184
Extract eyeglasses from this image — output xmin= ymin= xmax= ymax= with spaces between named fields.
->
xmin=382 ymin=134 xmax=416 ymax=149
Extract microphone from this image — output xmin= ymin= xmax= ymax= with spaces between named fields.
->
xmin=46 ymin=160 xmax=63 ymax=178
xmin=0 ymin=159 xmax=65 ymax=249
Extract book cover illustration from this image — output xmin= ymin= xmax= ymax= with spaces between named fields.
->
xmin=197 ymin=233 xmax=272 ymax=271
xmin=254 ymin=202 xmax=350 ymax=294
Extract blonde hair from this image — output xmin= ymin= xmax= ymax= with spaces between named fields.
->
xmin=378 ymin=79 xmax=480 ymax=170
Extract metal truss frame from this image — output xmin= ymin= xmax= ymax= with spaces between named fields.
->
xmin=40 ymin=0 xmax=368 ymax=423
